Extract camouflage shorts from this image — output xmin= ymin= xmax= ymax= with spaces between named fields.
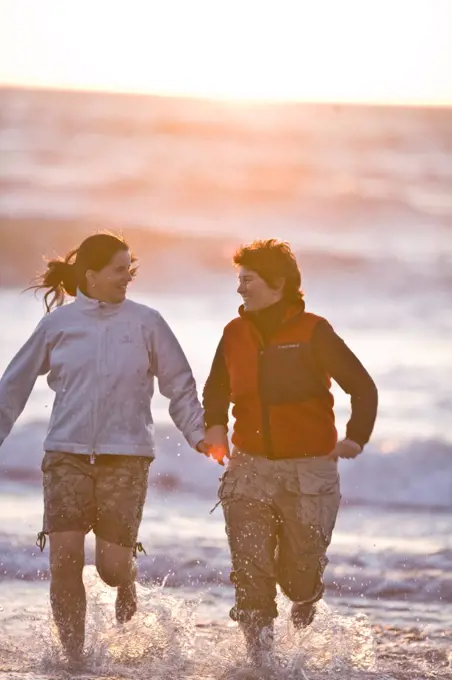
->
xmin=41 ymin=452 xmax=151 ymax=547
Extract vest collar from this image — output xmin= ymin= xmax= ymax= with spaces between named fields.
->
xmin=238 ymin=298 xmax=305 ymax=322
xmin=238 ymin=298 xmax=306 ymax=344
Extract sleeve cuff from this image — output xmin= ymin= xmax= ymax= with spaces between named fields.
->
xmin=343 ymin=438 xmax=363 ymax=452
xmin=186 ymin=428 xmax=206 ymax=450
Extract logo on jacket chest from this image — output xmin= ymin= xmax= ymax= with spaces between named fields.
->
xmin=275 ymin=343 xmax=301 ymax=350
xmin=119 ymin=333 xmax=133 ymax=344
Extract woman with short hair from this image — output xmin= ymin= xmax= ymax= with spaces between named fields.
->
xmin=203 ymin=239 xmax=378 ymax=664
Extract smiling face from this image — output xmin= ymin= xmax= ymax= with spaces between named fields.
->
xmin=86 ymin=249 xmax=133 ymax=303
xmin=237 ymin=266 xmax=284 ymax=311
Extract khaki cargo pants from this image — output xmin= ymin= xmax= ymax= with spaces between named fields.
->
xmin=219 ymin=448 xmax=341 ymax=624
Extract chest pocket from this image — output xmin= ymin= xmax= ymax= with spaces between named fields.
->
xmin=259 ymin=343 xmax=328 ymax=405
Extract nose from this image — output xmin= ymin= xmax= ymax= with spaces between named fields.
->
xmin=126 ymin=270 xmax=133 ymax=283
xmin=237 ymin=281 xmax=246 ymax=295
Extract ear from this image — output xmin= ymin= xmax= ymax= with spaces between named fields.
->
xmin=273 ymin=277 xmax=285 ymax=295
xmin=85 ymin=269 xmax=97 ymax=288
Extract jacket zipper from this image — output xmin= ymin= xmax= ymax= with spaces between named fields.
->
xmin=91 ymin=309 xmax=103 ymax=459
xmin=247 ymin=305 xmax=306 ymax=460
xmin=257 ymin=343 xmax=274 ymax=459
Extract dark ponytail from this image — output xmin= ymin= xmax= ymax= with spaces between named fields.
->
xmin=28 ymin=248 xmax=78 ymax=312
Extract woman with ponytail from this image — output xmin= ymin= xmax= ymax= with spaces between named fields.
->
xmin=0 ymin=232 xmax=207 ymax=664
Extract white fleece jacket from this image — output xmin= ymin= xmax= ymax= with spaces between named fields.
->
xmin=0 ymin=291 xmax=205 ymax=457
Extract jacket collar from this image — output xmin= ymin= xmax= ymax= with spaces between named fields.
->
xmin=238 ymin=297 xmax=305 ymax=323
xmin=238 ymin=298 xmax=305 ymax=344
xmin=74 ymin=289 xmax=126 ymax=316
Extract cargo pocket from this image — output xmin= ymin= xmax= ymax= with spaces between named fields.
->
xmin=218 ymin=469 xmax=241 ymax=501
xmin=296 ymin=459 xmax=341 ymax=548
xmin=217 ymin=456 xmax=260 ymax=502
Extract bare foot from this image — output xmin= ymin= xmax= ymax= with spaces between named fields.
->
xmin=115 ymin=581 xmax=137 ymax=623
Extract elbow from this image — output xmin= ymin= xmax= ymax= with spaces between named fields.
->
xmin=370 ymin=378 xmax=379 ymax=409
xmin=362 ymin=374 xmax=378 ymax=404
xmin=351 ymin=375 xmax=378 ymax=402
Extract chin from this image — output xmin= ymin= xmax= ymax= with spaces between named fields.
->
xmin=113 ymin=290 xmax=127 ymax=302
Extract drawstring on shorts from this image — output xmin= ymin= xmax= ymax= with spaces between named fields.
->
xmin=36 ymin=533 xmax=147 ymax=558
xmin=133 ymin=541 xmax=147 ymax=558
xmin=36 ymin=531 xmax=47 ymax=552
xmin=209 ymin=499 xmax=222 ymax=515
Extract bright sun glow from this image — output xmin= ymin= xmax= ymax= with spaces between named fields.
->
xmin=0 ymin=0 xmax=451 ymax=105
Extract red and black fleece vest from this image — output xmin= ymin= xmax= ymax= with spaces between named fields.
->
xmin=222 ymin=303 xmax=337 ymax=459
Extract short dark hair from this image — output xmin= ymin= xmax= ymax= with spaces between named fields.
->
xmin=29 ymin=231 xmax=137 ymax=312
xmin=233 ymin=239 xmax=303 ymax=303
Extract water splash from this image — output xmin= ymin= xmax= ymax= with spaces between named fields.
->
xmin=23 ymin=566 xmax=198 ymax=679
xmin=186 ymin=596 xmax=379 ymax=680
xmin=1 ymin=572 xmax=450 ymax=679
xmin=276 ymin=598 xmax=377 ymax=674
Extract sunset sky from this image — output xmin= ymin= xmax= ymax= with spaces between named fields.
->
xmin=0 ymin=0 xmax=451 ymax=105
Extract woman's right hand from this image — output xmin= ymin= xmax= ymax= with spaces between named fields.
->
xmin=204 ymin=425 xmax=230 ymax=465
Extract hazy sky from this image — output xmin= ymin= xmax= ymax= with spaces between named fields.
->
xmin=1 ymin=0 xmax=451 ymax=104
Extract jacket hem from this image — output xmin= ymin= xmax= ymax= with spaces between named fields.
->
xmin=44 ymin=441 xmax=156 ymax=457
xmin=232 ymin=446 xmax=334 ymax=460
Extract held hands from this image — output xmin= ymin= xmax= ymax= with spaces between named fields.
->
xmin=195 ymin=440 xmax=211 ymax=456
xmin=327 ymin=438 xmax=362 ymax=461
xmin=196 ymin=425 xmax=230 ymax=466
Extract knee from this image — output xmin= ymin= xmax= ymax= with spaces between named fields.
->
xmin=96 ymin=564 xmax=121 ymax=587
xmin=96 ymin=558 xmax=133 ymax=588
xmin=278 ymin=554 xmax=327 ymax=604
xmin=230 ymin=568 xmax=278 ymax=620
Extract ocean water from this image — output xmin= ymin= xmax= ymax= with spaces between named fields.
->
xmin=0 ymin=87 xmax=451 ymax=678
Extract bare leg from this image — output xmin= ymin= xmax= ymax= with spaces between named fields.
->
xmin=95 ymin=538 xmax=137 ymax=623
xmin=49 ymin=531 xmax=86 ymax=662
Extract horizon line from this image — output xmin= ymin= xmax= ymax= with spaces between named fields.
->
xmin=1 ymin=81 xmax=452 ymax=111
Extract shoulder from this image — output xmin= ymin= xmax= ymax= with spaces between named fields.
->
xmin=302 ymin=311 xmax=331 ymax=330
xmin=303 ymin=311 xmax=328 ymax=323
xmin=31 ymin=301 xmax=80 ymax=342
xmin=41 ymin=300 xmax=77 ymax=326
xmin=223 ymin=316 xmax=244 ymax=333
xmin=123 ymin=300 xmax=176 ymax=340
xmin=122 ymin=299 xmax=163 ymax=324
